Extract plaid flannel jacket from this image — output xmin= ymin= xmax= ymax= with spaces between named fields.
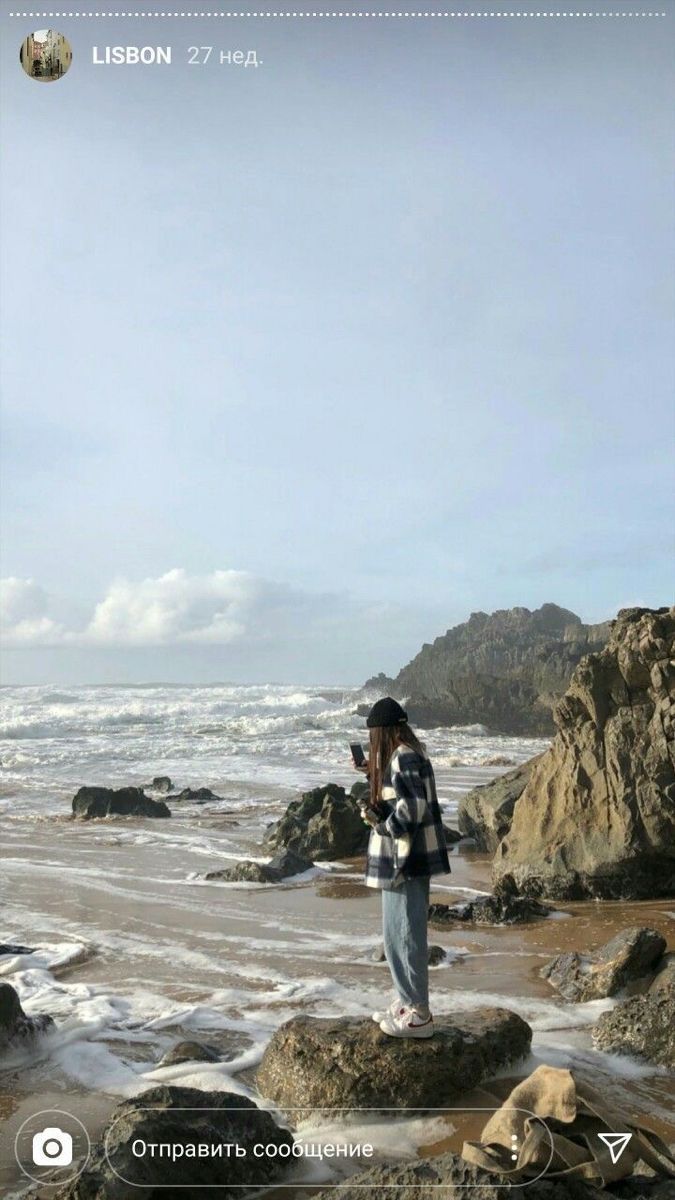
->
xmin=364 ymin=745 xmax=451 ymax=890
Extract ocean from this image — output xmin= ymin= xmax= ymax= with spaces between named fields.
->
xmin=0 ymin=682 xmax=546 ymax=817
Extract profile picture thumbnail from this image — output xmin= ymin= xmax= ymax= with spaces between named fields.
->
xmin=20 ymin=29 xmax=72 ymax=82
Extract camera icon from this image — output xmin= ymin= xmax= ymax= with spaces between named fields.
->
xmin=32 ymin=1127 xmax=73 ymax=1167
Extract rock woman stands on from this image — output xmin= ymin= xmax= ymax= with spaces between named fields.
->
xmin=357 ymin=698 xmax=450 ymax=1038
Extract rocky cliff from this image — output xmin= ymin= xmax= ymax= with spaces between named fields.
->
xmin=363 ymin=603 xmax=611 ymax=734
xmin=493 ymin=607 xmax=675 ymax=900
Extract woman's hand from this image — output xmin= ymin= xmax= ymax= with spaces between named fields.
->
xmin=358 ymin=804 xmax=380 ymax=828
xmin=353 ymin=758 xmax=370 ymax=774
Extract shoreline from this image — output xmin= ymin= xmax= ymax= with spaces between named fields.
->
xmin=2 ymin=805 xmax=673 ymax=1195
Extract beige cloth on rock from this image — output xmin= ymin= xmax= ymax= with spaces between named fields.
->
xmin=461 ymin=1065 xmax=675 ymax=1187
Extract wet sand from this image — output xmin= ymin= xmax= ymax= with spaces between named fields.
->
xmin=1 ymin=808 xmax=674 ymax=1196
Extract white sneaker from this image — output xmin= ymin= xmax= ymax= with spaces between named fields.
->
xmin=372 ymin=998 xmax=408 ymax=1024
xmin=379 ymin=1009 xmax=434 ymax=1038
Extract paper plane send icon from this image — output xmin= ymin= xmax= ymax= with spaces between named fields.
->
xmin=598 ymin=1133 xmax=632 ymax=1164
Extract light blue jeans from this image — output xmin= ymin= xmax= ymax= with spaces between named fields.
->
xmin=381 ymin=876 xmax=430 ymax=1012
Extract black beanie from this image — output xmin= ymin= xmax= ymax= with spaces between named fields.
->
xmin=366 ymin=696 xmax=408 ymax=728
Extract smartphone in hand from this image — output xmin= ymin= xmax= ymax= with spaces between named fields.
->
xmin=350 ymin=742 xmax=366 ymax=767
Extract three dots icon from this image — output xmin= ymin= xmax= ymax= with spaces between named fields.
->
xmin=511 ymin=1134 xmax=519 ymax=1162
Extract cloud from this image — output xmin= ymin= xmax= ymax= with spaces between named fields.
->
xmin=0 ymin=577 xmax=66 ymax=646
xmin=0 ymin=568 xmax=341 ymax=649
xmin=83 ymin=569 xmax=256 ymax=646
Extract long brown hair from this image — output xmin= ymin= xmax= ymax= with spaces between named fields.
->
xmin=369 ymin=722 xmax=427 ymax=806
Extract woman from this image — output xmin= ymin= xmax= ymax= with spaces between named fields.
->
xmin=356 ymin=697 xmax=450 ymax=1038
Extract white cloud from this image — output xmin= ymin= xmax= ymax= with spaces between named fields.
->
xmin=0 ymin=569 xmax=450 ymax=683
xmin=0 ymin=570 xmax=436 ymax=685
xmin=82 ymin=568 xmax=255 ymax=646
xmin=0 ymin=577 xmax=66 ymax=646
xmin=0 ymin=569 xmax=332 ymax=649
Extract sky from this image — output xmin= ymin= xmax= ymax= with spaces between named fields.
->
xmin=1 ymin=5 xmax=673 ymax=685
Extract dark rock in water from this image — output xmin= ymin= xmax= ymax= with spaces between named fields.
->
xmin=351 ymin=779 xmax=371 ymax=803
xmin=150 ymin=775 xmax=172 ymax=793
xmin=541 ymin=928 xmax=667 ymax=1002
xmin=158 ymin=1040 xmax=221 ymax=1067
xmin=72 ymin=786 xmax=171 ymax=820
xmin=265 ymin=783 xmax=369 ymax=861
xmin=458 ymin=758 xmax=540 ymax=853
xmin=0 ymin=982 xmax=54 ymax=1053
xmin=429 ymin=894 xmax=552 ymax=927
xmin=371 ymin=944 xmax=446 ymax=965
xmin=362 ymin=603 xmax=611 ymax=735
xmin=310 ymin=1150 xmax=653 ymax=1200
xmin=493 ymin=607 xmax=675 ymax=900
xmin=443 ymin=825 xmax=463 ymax=845
xmin=206 ymin=848 xmax=313 ymax=884
xmin=256 ymin=1010 xmax=531 ymax=1116
xmin=266 ymin=848 xmax=314 ymax=877
xmin=592 ymin=990 xmax=675 ymax=1067
xmin=173 ymin=786 xmax=224 ymax=804
xmin=427 ymin=944 xmax=446 ymax=965
xmin=0 ymin=944 xmax=34 ymax=957
xmin=41 ymin=1085 xmax=294 ymax=1198
xmin=206 ymin=861 xmax=271 ymax=883
xmin=362 ymin=671 xmax=397 ymax=693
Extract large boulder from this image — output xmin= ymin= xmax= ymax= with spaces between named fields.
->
xmin=592 ymin=990 xmax=675 ymax=1067
xmin=256 ymin=1010 xmax=531 ymax=1117
xmin=265 ymin=783 xmax=369 ymax=860
xmin=541 ymin=928 xmax=667 ymax=1001
xmin=493 ymin=607 xmax=675 ymax=899
xmin=0 ymin=982 xmax=53 ymax=1054
xmin=458 ymin=758 xmax=540 ymax=852
xmin=72 ymin=786 xmax=171 ymax=819
xmin=311 ymin=1151 xmax=672 ymax=1200
xmin=42 ymin=1085 xmax=294 ymax=1198
xmin=205 ymin=848 xmax=313 ymax=883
